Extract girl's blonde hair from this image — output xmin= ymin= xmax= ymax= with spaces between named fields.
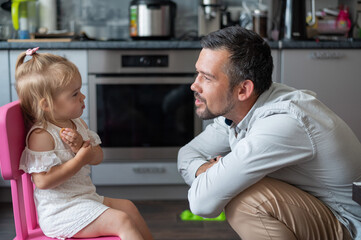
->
xmin=15 ymin=51 xmax=81 ymax=129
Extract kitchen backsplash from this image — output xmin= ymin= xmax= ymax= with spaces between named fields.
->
xmin=0 ymin=0 xmax=340 ymax=40
xmin=58 ymin=0 xmax=213 ymax=40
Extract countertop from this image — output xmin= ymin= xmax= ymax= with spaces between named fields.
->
xmin=1 ymin=39 xmax=361 ymax=50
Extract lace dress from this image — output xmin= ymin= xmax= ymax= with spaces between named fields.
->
xmin=19 ymin=118 xmax=109 ymax=239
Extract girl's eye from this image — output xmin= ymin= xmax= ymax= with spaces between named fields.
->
xmin=73 ymin=92 xmax=79 ymax=97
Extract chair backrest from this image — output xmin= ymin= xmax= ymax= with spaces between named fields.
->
xmin=0 ymin=100 xmax=38 ymax=239
xmin=1 ymin=101 xmax=120 ymax=240
xmin=0 ymin=100 xmax=25 ymax=180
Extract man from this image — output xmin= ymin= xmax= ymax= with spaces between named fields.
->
xmin=177 ymin=26 xmax=361 ymax=240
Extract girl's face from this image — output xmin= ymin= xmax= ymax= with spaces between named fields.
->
xmin=52 ymin=74 xmax=85 ymax=123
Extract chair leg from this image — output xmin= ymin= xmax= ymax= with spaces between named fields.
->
xmin=11 ymin=179 xmax=29 ymax=240
xmin=22 ymin=174 xmax=38 ymax=230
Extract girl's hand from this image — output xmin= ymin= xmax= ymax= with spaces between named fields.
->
xmin=75 ymin=141 xmax=102 ymax=165
xmin=60 ymin=128 xmax=84 ymax=153
xmin=75 ymin=141 xmax=93 ymax=165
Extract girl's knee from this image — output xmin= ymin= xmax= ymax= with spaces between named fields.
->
xmin=124 ymin=199 xmax=136 ymax=209
xmin=113 ymin=211 xmax=136 ymax=232
xmin=117 ymin=211 xmax=132 ymax=223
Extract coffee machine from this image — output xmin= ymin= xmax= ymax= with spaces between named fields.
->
xmin=198 ymin=0 xmax=223 ymax=37
xmin=270 ymin=0 xmax=315 ymax=40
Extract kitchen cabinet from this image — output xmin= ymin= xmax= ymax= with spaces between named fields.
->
xmin=281 ymin=49 xmax=361 ymax=141
xmin=0 ymin=51 xmax=10 ymax=186
xmin=272 ymin=50 xmax=280 ymax=83
xmin=0 ymin=51 xmax=11 ymax=107
xmin=9 ymin=50 xmax=89 ymax=124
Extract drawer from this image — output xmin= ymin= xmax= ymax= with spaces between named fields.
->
xmin=91 ymin=162 xmax=185 ymax=185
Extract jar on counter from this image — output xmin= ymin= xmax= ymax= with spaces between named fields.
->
xmin=252 ymin=9 xmax=267 ymax=38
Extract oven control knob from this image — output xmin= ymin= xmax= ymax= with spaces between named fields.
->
xmin=139 ymin=56 xmax=150 ymax=66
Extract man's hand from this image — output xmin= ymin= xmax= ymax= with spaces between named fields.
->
xmin=195 ymin=156 xmax=222 ymax=177
xmin=60 ymin=128 xmax=84 ymax=153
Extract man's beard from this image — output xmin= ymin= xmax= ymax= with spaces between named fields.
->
xmin=194 ymin=92 xmax=235 ymax=120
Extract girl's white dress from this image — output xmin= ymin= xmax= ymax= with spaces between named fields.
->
xmin=19 ymin=118 xmax=109 ymax=240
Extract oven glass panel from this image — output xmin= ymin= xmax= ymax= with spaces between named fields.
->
xmin=96 ymin=84 xmax=195 ymax=147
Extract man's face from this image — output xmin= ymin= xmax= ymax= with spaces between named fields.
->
xmin=191 ymin=48 xmax=236 ymax=120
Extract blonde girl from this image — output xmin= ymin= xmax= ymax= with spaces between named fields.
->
xmin=15 ymin=47 xmax=153 ymax=240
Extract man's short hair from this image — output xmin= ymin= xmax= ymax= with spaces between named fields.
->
xmin=201 ymin=26 xmax=273 ymax=95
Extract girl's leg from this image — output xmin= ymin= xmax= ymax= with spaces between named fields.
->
xmin=103 ymin=197 xmax=153 ymax=240
xmin=73 ymin=207 xmax=144 ymax=240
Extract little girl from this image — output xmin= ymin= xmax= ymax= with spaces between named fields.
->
xmin=16 ymin=47 xmax=153 ymax=240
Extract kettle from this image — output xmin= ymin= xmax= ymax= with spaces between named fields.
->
xmin=11 ymin=0 xmax=38 ymax=39
xmin=271 ymin=0 xmax=315 ymax=40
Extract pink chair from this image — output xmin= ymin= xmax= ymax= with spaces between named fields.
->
xmin=0 ymin=101 xmax=119 ymax=240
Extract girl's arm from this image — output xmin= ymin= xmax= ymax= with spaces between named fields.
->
xmin=60 ymin=119 xmax=104 ymax=165
xmin=87 ymin=145 xmax=103 ymax=165
xmin=28 ymin=129 xmax=93 ymax=189
xmin=78 ymin=118 xmax=103 ymax=165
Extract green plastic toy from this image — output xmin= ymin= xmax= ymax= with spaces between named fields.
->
xmin=180 ymin=210 xmax=226 ymax=221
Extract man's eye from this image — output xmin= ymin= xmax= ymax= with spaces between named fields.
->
xmin=203 ymin=75 xmax=210 ymax=81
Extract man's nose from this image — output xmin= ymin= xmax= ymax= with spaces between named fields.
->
xmin=191 ymin=77 xmax=201 ymax=93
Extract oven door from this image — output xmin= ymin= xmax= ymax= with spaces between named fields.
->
xmin=89 ymin=75 xmax=202 ymax=163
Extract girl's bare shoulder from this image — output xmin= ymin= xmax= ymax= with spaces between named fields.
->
xmin=28 ymin=128 xmax=55 ymax=152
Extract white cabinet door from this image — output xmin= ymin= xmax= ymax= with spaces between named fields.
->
xmin=281 ymin=49 xmax=361 ymax=141
xmin=0 ymin=50 xmax=10 ymax=107
xmin=0 ymin=50 xmax=11 ymax=186
xmin=272 ymin=50 xmax=280 ymax=83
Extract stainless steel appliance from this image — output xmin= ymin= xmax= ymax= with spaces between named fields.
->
xmin=129 ymin=0 xmax=176 ymax=39
xmin=198 ymin=0 xmax=223 ymax=37
xmin=88 ymin=50 xmax=202 ymax=186
xmin=271 ymin=0 xmax=315 ymax=40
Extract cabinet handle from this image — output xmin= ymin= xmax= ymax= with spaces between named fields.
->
xmin=133 ymin=167 xmax=166 ymax=174
xmin=310 ymin=51 xmax=345 ymax=60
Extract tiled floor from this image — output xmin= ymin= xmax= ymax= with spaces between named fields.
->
xmin=0 ymin=200 xmax=239 ymax=240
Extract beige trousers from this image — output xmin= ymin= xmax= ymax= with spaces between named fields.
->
xmin=225 ymin=177 xmax=351 ymax=240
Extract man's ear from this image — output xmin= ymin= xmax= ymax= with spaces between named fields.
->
xmin=39 ymin=98 xmax=50 ymax=112
xmin=236 ymin=80 xmax=254 ymax=101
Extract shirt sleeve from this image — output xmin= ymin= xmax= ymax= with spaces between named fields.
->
xmin=177 ymin=117 xmax=232 ymax=186
xmin=187 ymin=114 xmax=315 ymax=218
xmin=87 ymin=129 xmax=102 ymax=146
xmin=19 ymin=147 xmax=62 ymax=174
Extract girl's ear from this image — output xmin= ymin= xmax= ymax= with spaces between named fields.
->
xmin=39 ymin=98 xmax=50 ymax=112
xmin=236 ymin=79 xmax=254 ymax=101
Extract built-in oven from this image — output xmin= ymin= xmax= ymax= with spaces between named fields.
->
xmin=88 ymin=50 xmax=201 ymax=187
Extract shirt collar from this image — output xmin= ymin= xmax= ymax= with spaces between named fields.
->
xmin=228 ymin=82 xmax=275 ymax=133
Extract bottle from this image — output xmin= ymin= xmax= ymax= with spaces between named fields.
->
xmin=336 ymin=5 xmax=351 ymax=30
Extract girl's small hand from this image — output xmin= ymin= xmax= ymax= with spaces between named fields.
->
xmin=60 ymin=128 xmax=84 ymax=153
xmin=75 ymin=140 xmax=93 ymax=165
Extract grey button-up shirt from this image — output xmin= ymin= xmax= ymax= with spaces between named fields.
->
xmin=178 ymin=82 xmax=361 ymax=238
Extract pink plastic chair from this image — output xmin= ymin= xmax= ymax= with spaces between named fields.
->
xmin=0 ymin=101 xmax=119 ymax=240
